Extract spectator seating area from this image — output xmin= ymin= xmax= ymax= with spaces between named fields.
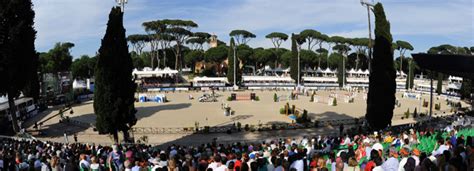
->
xmin=0 ymin=113 xmax=473 ymax=171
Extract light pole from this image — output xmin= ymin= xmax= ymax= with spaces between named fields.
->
xmin=116 ymin=0 xmax=128 ymax=12
xmin=360 ymin=0 xmax=374 ymax=72
xmin=297 ymin=46 xmax=301 ymax=87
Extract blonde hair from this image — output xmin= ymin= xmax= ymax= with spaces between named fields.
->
xmin=50 ymin=156 xmax=59 ymax=168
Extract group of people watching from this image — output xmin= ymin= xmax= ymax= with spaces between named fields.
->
xmin=140 ymin=75 xmax=181 ymax=88
xmin=0 ymin=122 xmax=472 ymax=171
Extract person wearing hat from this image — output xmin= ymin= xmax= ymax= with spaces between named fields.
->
xmin=411 ymin=148 xmax=420 ymax=166
xmin=398 ymin=147 xmax=410 ymax=171
xmin=382 ymin=147 xmax=399 ymax=171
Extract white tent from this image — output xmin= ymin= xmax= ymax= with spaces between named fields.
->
xmin=315 ymin=67 xmax=323 ymax=73
xmin=323 ymin=68 xmax=336 ymax=73
xmin=133 ymin=67 xmax=179 ymax=78
xmin=72 ymin=79 xmax=87 ymax=89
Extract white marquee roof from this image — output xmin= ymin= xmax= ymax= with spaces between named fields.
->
xmin=243 ymin=76 xmax=294 ymax=82
xmin=133 ymin=67 xmax=179 ymax=76
xmin=193 ymin=76 xmax=228 ymax=82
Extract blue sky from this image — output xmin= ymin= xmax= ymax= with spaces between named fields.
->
xmin=32 ymin=0 xmax=473 ymax=58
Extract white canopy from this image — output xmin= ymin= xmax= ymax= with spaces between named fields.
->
xmin=72 ymin=79 xmax=87 ymax=89
xmin=322 ymin=68 xmax=336 ymax=73
xmin=449 ymin=76 xmax=463 ymax=81
xmin=193 ymin=76 xmax=228 ymax=82
xmin=302 ymin=77 xmax=337 ymax=82
xmin=243 ymin=76 xmax=294 ymax=82
xmin=315 ymin=67 xmax=323 ymax=73
xmin=348 ymin=68 xmax=357 ymax=74
xmin=133 ymin=67 xmax=179 ymax=77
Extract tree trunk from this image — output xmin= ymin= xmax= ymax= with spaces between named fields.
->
xmin=163 ymin=50 xmax=167 ymax=68
xmin=8 ymin=93 xmax=19 ymax=133
xmin=400 ymin=52 xmax=403 ymax=74
xmin=151 ymin=53 xmax=154 ymax=69
xmin=174 ymin=43 xmax=181 ymax=71
xmin=123 ymin=130 xmax=130 ymax=143
xmin=112 ymin=130 xmax=119 ymax=143
xmin=156 ymin=50 xmax=160 ymax=69
xmin=356 ymin=52 xmax=360 ymax=70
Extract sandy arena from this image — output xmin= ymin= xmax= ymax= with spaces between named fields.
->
xmin=25 ymin=90 xmax=467 ymax=145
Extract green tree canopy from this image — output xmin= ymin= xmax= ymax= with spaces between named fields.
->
xmin=204 ymin=45 xmax=228 ymax=63
xmin=300 ymin=29 xmax=323 ymax=50
xmin=229 ymin=29 xmax=256 ymax=45
xmin=0 ymin=0 xmax=38 ymax=133
xmin=71 ymin=55 xmax=96 ymax=79
xmin=39 ymin=42 xmax=75 ymax=74
xmin=184 ymin=49 xmax=204 ymax=72
xmin=127 ymin=34 xmax=148 ymax=55
xmin=265 ymin=32 xmax=288 ymax=49
xmin=186 ymin=32 xmax=211 ymax=50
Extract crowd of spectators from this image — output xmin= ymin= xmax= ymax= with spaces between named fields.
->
xmin=1 ymin=129 xmax=473 ymax=171
xmin=140 ymin=75 xmax=183 ymax=88
xmin=1 ymin=117 xmax=473 ymax=171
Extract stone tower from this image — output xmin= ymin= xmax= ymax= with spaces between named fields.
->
xmin=209 ymin=34 xmax=218 ymax=48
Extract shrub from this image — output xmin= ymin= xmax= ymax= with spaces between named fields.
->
xmin=332 ymin=98 xmax=337 ymax=106
xmin=404 ymin=109 xmax=410 ymax=119
xmin=250 ymin=125 xmax=256 ymax=132
xmin=204 ymin=126 xmax=210 ymax=133
xmin=227 ymin=96 xmax=232 ymax=101
xmin=255 ymin=96 xmax=260 ymax=101
xmin=313 ymin=120 xmax=319 ymax=128
xmin=279 ymin=108 xmax=285 ymax=114
xmin=422 ymin=99 xmax=428 ymax=107
xmin=413 ymin=108 xmax=418 ymax=118
xmin=274 ymin=93 xmax=278 ymax=102
xmin=296 ymin=110 xmax=309 ymax=123
xmin=348 ymin=98 xmax=354 ymax=103
xmin=271 ymin=124 xmax=277 ymax=130
xmin=435 ymin=103 xmax=441 ymax=110
xmin=237 ymin=122 xmax=242 ymax=131
xmin=244 ymin=124 xmax=250 ymax=131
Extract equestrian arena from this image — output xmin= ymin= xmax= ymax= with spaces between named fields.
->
xmin=26 ymin=90 xmax=469 ymax=145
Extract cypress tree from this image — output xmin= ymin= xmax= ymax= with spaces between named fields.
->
xmin=227 ymin=38 xmax=241 ymax=85
xmin=0 ymin=0 xmax=37 ymax=133
xmin=436 ymin=73 xmax=443 ymax=95
xmin=290 ymin=34 xmax=299 ymax=83
xmin=94 ymin=7 xmax=137 ymax=142
xmin=366 ymin=3 xmax=396 ymax=130
xmin=406 ymin=59 xmax=415 ymax=89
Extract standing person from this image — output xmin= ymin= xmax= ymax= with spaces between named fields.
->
xmin=79 ymin=154 xmax=90 ymax=170
xmin=398 ymin=148 xmax=410 ymax=171
xmin=90 ymin=156 xmax=100 ymax=171
xmin=74 ymin=133 xmax=78 ymax=143
xmin=108 ymin=145 xmax=124 ymax=171
xmin=208 ymin=155 xmax=226 ymax=171
xmin=63 ymin=131 xmax=69 ymax=144
xmin=50 ymin=156 xmax=62 ymax=171
xmin=382 ymin=148 xmax=399 ymax=171
xmin=339 ymin=124 xmax=344 ymax=137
